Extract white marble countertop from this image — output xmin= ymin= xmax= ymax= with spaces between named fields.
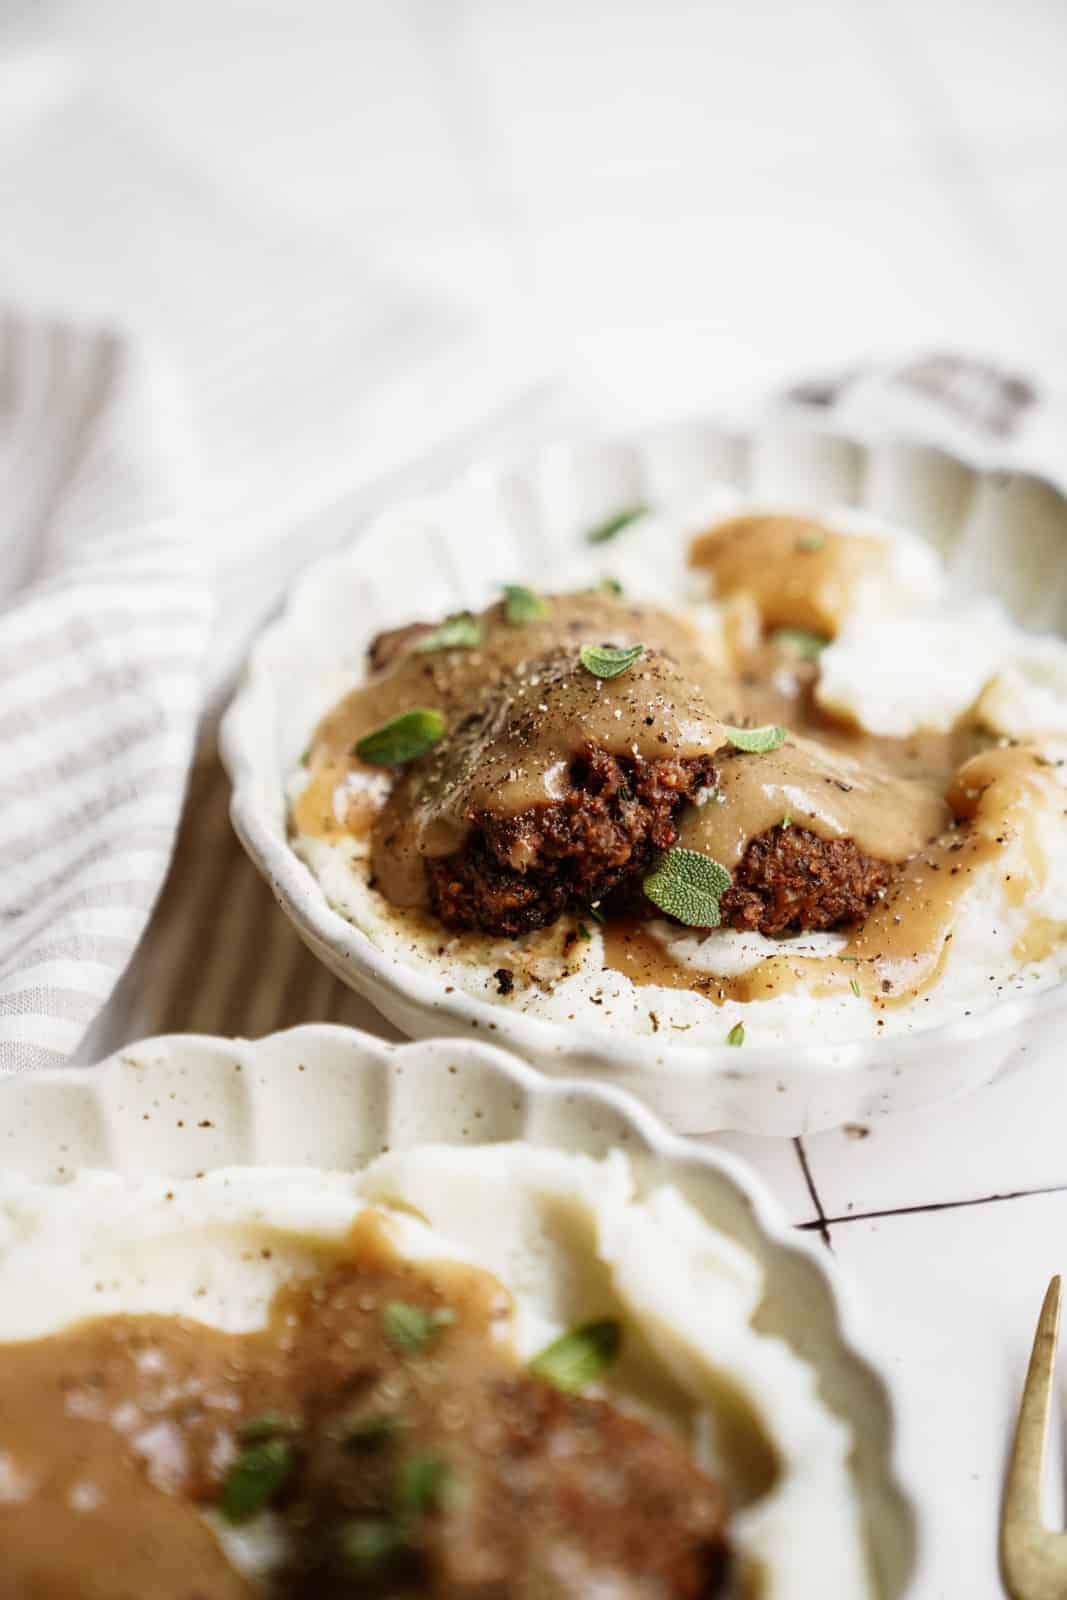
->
xmin=2 ymin=4 xmax=1067 ymax=1594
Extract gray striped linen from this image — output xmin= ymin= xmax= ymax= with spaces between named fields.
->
xmin=0 ymin=310 xmax=548 ymax=1069
xmin=0 ymin=318 xmax=210 ymax=1069
xmin=0 ymin=321 xmax=1054 ymax=1068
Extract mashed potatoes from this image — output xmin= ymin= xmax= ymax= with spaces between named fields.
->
xmin=0 ymin=1146 xmax=873 ymax=1597
xmin=289 ymin=491 xmax=1067 ymax=1051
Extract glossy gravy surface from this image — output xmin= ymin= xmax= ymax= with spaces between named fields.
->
xmin=678 ymin=734 xmax=948 ymax=870
xmin=372 ymin=643 xmax=729 ymax=909
xmin=292 ymin=593 xmax=717 ymax=847
xmin=688 ymin=514 xmax=889 ymax=635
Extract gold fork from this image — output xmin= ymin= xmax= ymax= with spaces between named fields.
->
xmin=1002 ymin=1277 xmax=1067 ymax=1599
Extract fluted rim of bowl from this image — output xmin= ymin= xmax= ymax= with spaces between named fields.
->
xmin=2 ymin=1023 xmax=921 ymax=1595
xmin=219 ymin=418 xmax=1067 ymax=1119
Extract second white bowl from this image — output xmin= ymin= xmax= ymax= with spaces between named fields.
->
xmin=0 ymin=1023 xmax=919 ymax=1596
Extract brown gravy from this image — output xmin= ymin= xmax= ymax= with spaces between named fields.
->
xmin=292 ymin=553 xmax=1058 ymax=1013
xmin=0 ymin=1216 xmax=505 ymax=1597
xmin=844 ymin=745 xmax=1061 ymax=1003
xmin=0 ymin=1214 xmax=743 ymax=1598
xmin=678 ymin=734 xmax=948 ymax=869
xmin=616 ymin=747 xmax=1060 ymax=1010
xmin=292 ymin=592 xmax=722 ymax=849
xmin=296 ymin=590 xmax=963 ymax=911
xmin=688 ymin=514 xmax=889 ymax=635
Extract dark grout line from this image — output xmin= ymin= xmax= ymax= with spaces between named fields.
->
xmin=794 ymin=1181 xmax=1067 ymax=1231
xmin=793 ymin=1137 xmax=833 ymax=1250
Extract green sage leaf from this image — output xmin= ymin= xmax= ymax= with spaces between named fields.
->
xmin=585 ymin=505 xmax=648 ymax=545
xmin=236 ymin=1413 xmax=297 ymax=1445
xmin=396 ymin=1454 xmax=451 ymax=1515
xmin=355 ymin=709 xmax=445 ymax=766
xmin=220 ymin=1438 xmax=292 ymax=1524
xmin=341 ymin=1413 xmax=402 ymax=1452
xmin=643 ymin=847 xmax=732 ymax=928
xmin=770 ymin=627 xmax=829 ymax=660
xmin=340 ymin=1517 xmax=405 ymax=1575
xmin=503 ymin=584 xmax=549 ymax=624
xmin=529 ymin=1318 xmax=621 ymax=1392
xmin=579 ymin=642 xmax=644 ymax=679
xmin=413 ymin=612 xmax=483 ymax=652
xmin=722 ymin=723 xmax=787 ymax=754
xmin=382 ymin=1300 xmax=453 ymax=1353
xmin=726 ymin=1022 xmax=745 ymax=1047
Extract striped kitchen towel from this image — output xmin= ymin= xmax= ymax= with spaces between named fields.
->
xmin=0 ymin=318 xmax=210 ymax=1068
xmin=0 ymin=312 xmax=550 ymax=1070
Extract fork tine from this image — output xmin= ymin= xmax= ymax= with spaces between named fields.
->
xmin=1001 ymin=1276 xmax=1063 ymax=1600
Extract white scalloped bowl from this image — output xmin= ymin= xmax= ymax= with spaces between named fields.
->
xmin=1 ymin=1024 xmax=919 ymax=1595
xmin=220 ymin=421 xmax=1067 ymax=1135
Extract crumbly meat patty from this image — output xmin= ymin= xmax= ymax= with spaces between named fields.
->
xmin=366 ymin=622 xmax=896 ymax=940
xmin=281 ymin=1374 xmax=730 ymax=1598
xmin=719 ymin=823 xmax=895 ymax=935
xmin=425 ymin=746 xmax=717 ymax=938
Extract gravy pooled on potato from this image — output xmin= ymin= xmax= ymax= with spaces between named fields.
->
xmin=0 ymin=1213 xmax=730 ymax=1598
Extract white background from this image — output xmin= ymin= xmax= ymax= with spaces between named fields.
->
xmin=3 ymin=4 xmax=1067 ymax=1595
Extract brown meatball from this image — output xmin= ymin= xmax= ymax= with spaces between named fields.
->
xmin=426 ymin=746 xmax=717 ymax=937
xmin=280 ymin=1374 xmax=729 ymax=1598
xmin=719 ymin=823 xmax=895 ymax=935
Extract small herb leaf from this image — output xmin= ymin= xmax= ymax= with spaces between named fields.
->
xmin=643 ymin=847 xmax=732 ymax=928
xmin=396 ymin=1454 xmax=451 ymax=1515
xmin=580 ymin=642 xmax=644 ymax=679
xmin=586 ymin=505 xmax=648 ymax=545
xmin=340 ymin=1517 xmax=405 ymax=1575
xmin=342 ymin=1413 xmax=402 ymax=1452
xmin=503 ymin=584 xmax=549 ymax=624
xmin=356 ymin=709 xmax=445 ymax=766
xmin=796 ymin=531 xmax=826 ymax=552
xmin=726 ymin=1022 xmax=745 ymax=1047
xmin=577 ymin=921 xmax=592 ymax=941
xmin=770 ymin=627 xmax=829 ymax=660
xmin=588 ymin=904 xmax=605 ymax=924
xmin=780 ymin=814 xmax=792 ymax=829
xmin=722 ymin=723 xmax=787 ymax=754
xmin=530 ymin=1319 xmax=621 ymax=1392
xmin=382 ymin=1300 xmax=451 ymax=1353
xmin=413 ymin=612 xmax=482 ymax=653
xmin=220 ymin=1438 xmax=292 ymax=1524
xmin=236 ymin=1413 xmax=297 ymax=1445
xmin=599 ymin=575 xmax=624 ymax=595
xmin=850 ymin=978 xmax=862 ymax=998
